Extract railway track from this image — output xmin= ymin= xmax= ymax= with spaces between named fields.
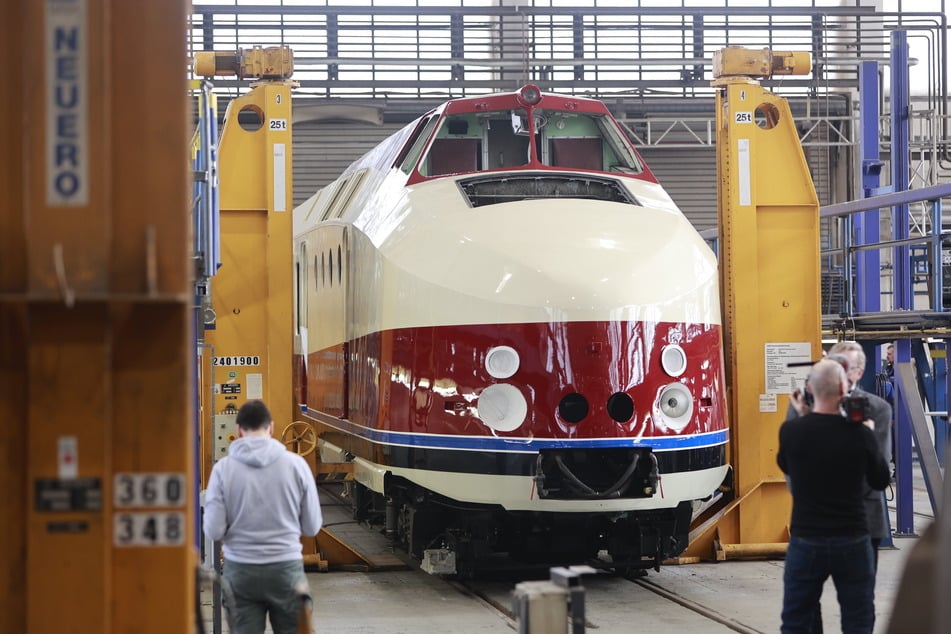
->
xmin=448 ymin=563 xmax=774 ymax=634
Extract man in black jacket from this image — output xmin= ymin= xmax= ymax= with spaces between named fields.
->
xmin=778 ymin=359 xmax=890 ymax=634
xmin=827 ymin=341 xmax=893 ymax=563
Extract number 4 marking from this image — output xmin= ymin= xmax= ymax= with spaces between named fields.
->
xmin=113 ymin=512 xmax=185 ymax=547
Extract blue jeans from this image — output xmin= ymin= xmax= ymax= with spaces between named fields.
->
xmin=781 ymin=535 xmax=875 ymax=634
xmin=222 ymin=559 xmax=309 ymax=634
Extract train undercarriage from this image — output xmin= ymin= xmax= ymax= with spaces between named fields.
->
xmin=343 ymin=476 xmax=693 ymax=578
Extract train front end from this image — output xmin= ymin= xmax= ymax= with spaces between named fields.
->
xmin=336 ymin=86 xmax=730 ymax=571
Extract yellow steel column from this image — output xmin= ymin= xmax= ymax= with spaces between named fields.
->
xmin=202 ymin=64 xmax=296 ymax=480
xmin=1 ymin=0 xmax=194 ymax=631
xmin=687 ymin=48 xmax=821 ymax=558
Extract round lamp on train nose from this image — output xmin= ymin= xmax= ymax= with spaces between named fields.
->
xmin=661 ymin=344 xmax=687 ymax=377
xmin=477 ymin=383 xmax=527 ymax=432
xmin=657 ymin=383 xmax=693 ymax=432
xmin=518 ymin=84 xmax=542 ymax=106
xmin=485 ymin=346 xmax=520 ymax=379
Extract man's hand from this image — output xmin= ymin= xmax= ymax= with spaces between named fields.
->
xmin=790 ymin=389 xmax=811 ymax=416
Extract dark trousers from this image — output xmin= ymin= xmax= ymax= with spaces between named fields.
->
xmin=222 ymin=559 xmax=308 ymax=634
xmin=781 ymin=534 xmax=875 ymax=634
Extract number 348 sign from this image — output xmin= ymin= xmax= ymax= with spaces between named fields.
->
xmin=113 ymin=473 xmax=187 ymax=547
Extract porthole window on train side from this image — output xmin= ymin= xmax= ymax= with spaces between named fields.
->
xmin=328 ymin=249 xmax=333 ymax=288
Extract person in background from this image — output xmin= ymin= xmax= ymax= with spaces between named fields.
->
xmin=825 ymin=341 xmax=893 ymax=565
xmin=778 ymin=359 xmax=890 ymax=634
xmin=877 ymin=343 xmax=895 ymax=408
xmin=204 ymin=400 xmax=322 ymax=634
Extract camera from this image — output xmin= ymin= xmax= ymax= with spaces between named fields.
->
xmin=841 ymin=393 xmax=869 ymax=423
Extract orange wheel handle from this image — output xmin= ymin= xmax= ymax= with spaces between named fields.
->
xmin=281 ymin=421 xmax=317 ymax=457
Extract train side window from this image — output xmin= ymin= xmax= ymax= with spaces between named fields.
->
xmin=398 ymin=115 xmax=440 ymax=175
xmin=298 ymin=243 xmax=308 ymax=326
xmin=321 ymin=251 xmax=326 ymax=287
xmin=325 ymin=169 xmax=368 ymax=220
xmin=319 ymin=178 xmax=349 ymax=221
xmin=337 ymin=245 xmax=342 ymax=286
xmin=328 ymin=249 xmax=333 ymax=288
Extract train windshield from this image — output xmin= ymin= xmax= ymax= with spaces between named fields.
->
xmin=417 ymin=107 xmax=644 ymax=177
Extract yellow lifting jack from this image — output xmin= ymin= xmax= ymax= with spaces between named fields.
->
xmin=194 ymin=46 xmax=377 ymax=574
xmin=683 ymin=47 xmax=822 ymax=562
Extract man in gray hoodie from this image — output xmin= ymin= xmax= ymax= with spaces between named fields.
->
xmin=205 ymin=400 xmax=322 ymax=633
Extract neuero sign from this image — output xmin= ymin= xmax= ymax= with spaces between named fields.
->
xmin=46 ymin=0 xmax=88 ymax=206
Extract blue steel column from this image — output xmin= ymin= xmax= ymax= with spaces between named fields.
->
xmin=890 ymin=30 xmax=916 ymax=536
xmin=856 ymin=61 xmax=882 ymax=312
xmin=857 ymin=60 xmax=895 ymax=547
xmin=891 ymin=31 xmax=912 ymax=311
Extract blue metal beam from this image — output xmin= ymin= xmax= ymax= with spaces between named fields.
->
xmin=820 ymin=183 xmax=951 ymax=218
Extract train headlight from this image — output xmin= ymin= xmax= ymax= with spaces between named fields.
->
xmin=485 ymin=346 xmax=520 ymax=379
xmin=661 ymin=344 xmax=687 ymax=377
xmin=657 ymin=383 xmax=693 ymax=432
xmin=477 ymin=384 xmax=527 ymax=432
xmin=517 ymin=84 xmax=542 ymax=106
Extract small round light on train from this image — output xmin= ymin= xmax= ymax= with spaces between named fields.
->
xmin=485 ymin=346 xmax=520 ymax=379
xmin=661 ymin=344 xmax=687 ymax=378
xmin=518 ymin=84 xmax=542 ymax=106
xmin=657 ymin=383 xmax=693 ymax=432
xmin=477 ymin=384 xmax=527 ymax=432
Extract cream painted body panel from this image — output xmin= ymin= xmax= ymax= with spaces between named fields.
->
xmin=372 ymin=461 xmax=729 ymax=512
xmin=297 ymin=169 xmax=721 ymax=353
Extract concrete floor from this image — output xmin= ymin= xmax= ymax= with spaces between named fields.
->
xmin=201 ymin=476 xmax=937 ymax=633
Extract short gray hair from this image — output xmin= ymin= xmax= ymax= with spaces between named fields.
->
xmin=829 ymin=340 xmax=866 ymax=371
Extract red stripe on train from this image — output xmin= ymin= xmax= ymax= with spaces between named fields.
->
xmin=303 ymin=320 xmax=725 ymax=440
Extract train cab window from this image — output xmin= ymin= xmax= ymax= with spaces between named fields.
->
xmin=420 ymin=113 xmax=482 ymax=176
xmin=550 ymin=138 xmax=603 ymax=171
xmin=418 ymin=110 xmax=530 ymax=176
xmin=538 ymin=110 xmax=643 ymax=174
xmin=428 ymin=138 xmax=481 ymax=175
xmin=484 ymin=110 xmax=530 ymax=170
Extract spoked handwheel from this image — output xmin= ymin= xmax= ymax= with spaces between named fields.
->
xmin=281 ymin=421 xmax=317 ymax=457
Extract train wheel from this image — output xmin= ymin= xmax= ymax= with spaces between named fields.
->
xmin=281 ymin=420 xmax=317 ymax=457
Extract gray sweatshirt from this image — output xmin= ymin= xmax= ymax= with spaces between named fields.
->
xmin=204 ymin=436 xmax=322 ymax=564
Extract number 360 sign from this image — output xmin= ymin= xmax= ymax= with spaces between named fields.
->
xmin=113 ymin=473 xmax=187 ymax=547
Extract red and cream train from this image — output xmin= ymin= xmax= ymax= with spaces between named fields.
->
xmin=292 ymin=85 xmax=728 ymax=574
